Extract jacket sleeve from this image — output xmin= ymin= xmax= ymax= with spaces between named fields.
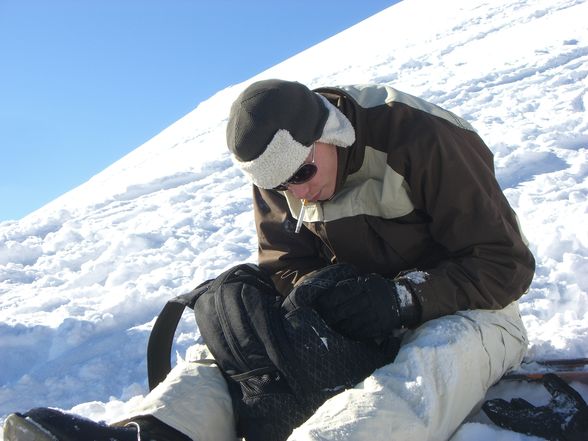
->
xmin=397 ymin=118 xmax=535 ymax=322
xmin=253 ymin=186 xmax=330 ymax=295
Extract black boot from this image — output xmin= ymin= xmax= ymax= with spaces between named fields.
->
xmin=3 ymin=407 xmax=191 ymax=441
xmin=117 ymin=415 xmax=192 ymax=441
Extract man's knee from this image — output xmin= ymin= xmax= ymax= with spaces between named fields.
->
xmin=456 ymin=301 xmax=528 ymax=382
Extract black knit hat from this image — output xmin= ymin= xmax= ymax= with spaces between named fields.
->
xmin=227 ymin=79 xmax=356 ymax=189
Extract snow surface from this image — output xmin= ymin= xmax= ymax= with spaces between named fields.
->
xmin=1 ymin=0 xmax=587 ymax=439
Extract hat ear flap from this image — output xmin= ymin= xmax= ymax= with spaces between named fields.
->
xmin=237 ymin=129 xmax=312 ymax=189
xmin=316 ymin=95 xmax=356 ymax=148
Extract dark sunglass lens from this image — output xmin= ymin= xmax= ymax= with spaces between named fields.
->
xmin=288 ymin=164 xmax=317 ymax=184
xmin=272 ymin=163 xmax=318 ymax=191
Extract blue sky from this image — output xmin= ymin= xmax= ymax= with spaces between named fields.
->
xmin=0 ymin=0 xmax=398 ymax=221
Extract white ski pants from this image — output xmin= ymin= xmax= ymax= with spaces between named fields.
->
xmin=125 ymin=301 xmax=527 ymax=441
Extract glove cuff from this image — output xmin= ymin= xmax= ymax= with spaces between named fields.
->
xmin=391 ymin=280 xmax=421 ymax=327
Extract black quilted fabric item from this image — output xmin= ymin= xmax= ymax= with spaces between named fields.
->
xmin=194 ymin=263 xmax=399 ymax=441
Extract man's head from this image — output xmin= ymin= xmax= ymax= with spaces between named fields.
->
xmin=226 ymin=79 xmax=355 ymax=194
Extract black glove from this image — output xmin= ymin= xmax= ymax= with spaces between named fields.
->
xmin=483 ymin=374 xmax=588 ymax=441
xmin=313 ymin=274 xmax=420 ymax=340
xmin=282 ymin=264 xmax=361 ymax=313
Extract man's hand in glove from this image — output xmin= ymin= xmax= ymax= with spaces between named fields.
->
xmin=483 ymin=373 xmax=588 ymax=441
xmin=313 ymin=274 xmax=420 ymax=341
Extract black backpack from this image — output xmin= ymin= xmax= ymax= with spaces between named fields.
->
xmin=147 ymin=263 xmax=399 ymax=441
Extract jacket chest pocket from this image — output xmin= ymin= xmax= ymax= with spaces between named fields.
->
xmin=320 ymin=215 xmax=436 ymax=276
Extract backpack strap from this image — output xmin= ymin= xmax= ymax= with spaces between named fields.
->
xmin=147 ymin=264 xmax=267 ymax=391
xmin=147 ymin=282 xmax=211 ymax=391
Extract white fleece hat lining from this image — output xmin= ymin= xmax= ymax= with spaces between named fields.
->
xmin=235 ymin=93 xmax=356 ymax=189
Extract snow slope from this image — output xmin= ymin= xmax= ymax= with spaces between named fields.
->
xmin=1 ymin=0 xmax=587 ymax=439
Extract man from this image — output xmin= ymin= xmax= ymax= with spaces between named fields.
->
xmin=3 ymin=79 xmax=535 ymax=441
xmin=225 ymin=79 xmax=535 ymax=440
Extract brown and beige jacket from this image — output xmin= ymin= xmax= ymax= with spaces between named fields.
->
xmin=252 ymin=84 xmax=535 ymax=324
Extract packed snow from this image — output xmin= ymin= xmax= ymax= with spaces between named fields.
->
xmin=1 ymin=0 xmax=587 ymax=439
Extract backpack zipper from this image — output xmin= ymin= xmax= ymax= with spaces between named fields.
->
xmin=215 ymin=278 xmax=252 ymax=373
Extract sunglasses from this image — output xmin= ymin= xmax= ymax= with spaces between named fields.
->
xmin=273 ymin=144 xmax=317 ymax=191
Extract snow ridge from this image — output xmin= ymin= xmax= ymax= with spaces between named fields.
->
xmin=1 ymin=0 xmax=587 ymax=439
